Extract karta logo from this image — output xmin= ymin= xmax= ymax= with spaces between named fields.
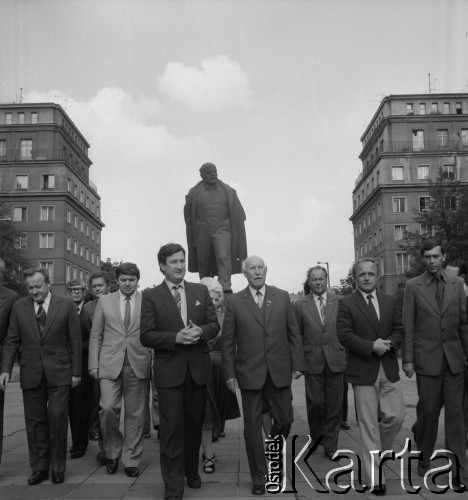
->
xmin=264 ymin=435 xmax=466 ymax=494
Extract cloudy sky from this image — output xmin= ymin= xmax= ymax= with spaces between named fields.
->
xmin=2 ymin=0 xmax=468 ymax=291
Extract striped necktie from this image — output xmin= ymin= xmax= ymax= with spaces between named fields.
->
xmin=124 ymin=297 xmax=131 ymax=330
xmin=173 ymin=286 xmax=181 ymax=313
xmin=255 ymin=290 xmax=263 ymax=309
xmin=318 ymin=295 xmax=326 ymax=323
xmin=36 ymin=301 xmax=46 ymax=336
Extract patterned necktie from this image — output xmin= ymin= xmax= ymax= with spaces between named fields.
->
xmin=367 ymin=294 xmax=379 ymax=323
xmin=173 ymin=286 xmax=181 ymax=313
xmin=124 ymin=297 xmax=131 ymax=330
xmin=36 ymin=301 xmax=46 ymax=336
xmin=433 ymin=276 xmax=444 ymax=311
xmin=256 ymin=290 xmax=263 ymax=309
xmin=318 ymin=295 xmax=326 ymax=323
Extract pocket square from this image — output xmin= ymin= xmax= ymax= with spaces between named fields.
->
xmin=195 ymin=300 xmax=201 ymax=306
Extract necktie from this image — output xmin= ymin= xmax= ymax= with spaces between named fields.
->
xmin=173 ymin=286 xmax=181 ymax=313
xmin=36 ymin=301 xmax=46 ymax=336
xmin=367 ymin=294 xmax=379 ymax=323
xmin=433 ymin=276 xmax=444 ymax=311
xmin=124 ymin=297 xmax=131 ymax=330
xmin=256 ymin=290 xmax=263 ymax=309
xmin=318 ymin=295 xmax=326 ymax=323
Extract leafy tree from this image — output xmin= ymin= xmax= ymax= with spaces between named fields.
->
xmin=100 ymin=257 xmax=123 ymax=293
xmin=332 ymin=269 xmax=355 ymax=296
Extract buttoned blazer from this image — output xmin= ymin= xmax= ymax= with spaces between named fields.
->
xmin=1 ymin=294 xmax=82 ymax=389
xmin=221 ymin=285 xmax=305 ymax=391
xmin=294 ymin=293 xmax=346 ymax=374
xmin=336 ymin=290 xmax=403 ymax=385
xmin=402 ymin=272 xmax=468 ymax=376
xmin=88 ymin=291 xmax=150 ymax=380
xmin=140 ymin=281 xmax=220 ymax=388
xmin=0 ymin=286 xmax=18 ymax=360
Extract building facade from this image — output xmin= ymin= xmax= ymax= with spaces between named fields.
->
xmin=0 ymin=103 xmax=104 ymax=294
xmin=351 ymin=94 xmax=468 ymax=295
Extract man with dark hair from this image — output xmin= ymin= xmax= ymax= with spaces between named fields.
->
xmin=0 ymin=257 xmax=18 ymax=464
xmin=403 ymin=240 xmax=468 ymax=486
xmin=184 ymin=163 xmax=247 ymax=293
xmin=0 ymin=268 xmax=81 ymax=485
xmin=89 ymin=263 xmax=150 ymax=478
xmin=141 ymin=243 xmax=219 ymax=500
xmin=337 ymin=258 xmax=405 ymax=495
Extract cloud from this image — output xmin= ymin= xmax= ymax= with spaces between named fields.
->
xmin=158 ymin=55 xmax=252 ymax=110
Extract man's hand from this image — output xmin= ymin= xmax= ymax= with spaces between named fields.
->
xmin=292 ymin=371 xmax=303 ymax=380
xmin=175 ymin=322 xmax=203 ymax=344
xmin=226 ymin=378 xmax=238 ymax=393
xmin=403 ymin=362 xmax=414 ymax=378
xmin=0 ymin=373 xmax=10 ymax=391
xmin=72 ymin=376 xmax=81 ymax=388
xmin=89 ymin=368 xmax=99 ymax=380
xmin=373 ymin=338 xmax=390 ymax=356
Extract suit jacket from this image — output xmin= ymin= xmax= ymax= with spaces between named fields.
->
xmin=221 ymin=285 xmax=305 ymax=390
xmin=402 ymin=270 xmax=468 ymax=376
xmin=140 ymin=280 xmax=219 ymax=387
xmin=294 ymin=293 xmax=346 ymax=374
xmin=336 ymin=290 xmax=403 ymax=385
xmin=1 ymin=294 xmax=82 ymax=389
xmin=0 ymin=286 xmax=18 ymax=361
xmin=88 ymin=291 xmax=150 ymax=380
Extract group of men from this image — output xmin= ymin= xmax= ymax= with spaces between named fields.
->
xmin=0 ymin=237 xmax=467 ymax=498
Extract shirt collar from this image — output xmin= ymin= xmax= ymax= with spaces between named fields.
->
xmin=358 ymin=288 xmax=377 ymax=302
xmin=249 ymin=285 xmax=266 ymax=298
xmin=165 ymin=280 xmax=185 ymax=291
xmin=118 ymin=290 xmax=136 ymax=301
xmin=423 ymin=269 xmax=447 ymax=285
xmin=313 ymin=292 xmax=327 ymax=302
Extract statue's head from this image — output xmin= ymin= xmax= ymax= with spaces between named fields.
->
xmin=200 ymin=163 xmax=218 ymax=186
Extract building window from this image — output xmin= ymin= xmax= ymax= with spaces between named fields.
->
xmin=80 ymin=219 xmax=84 ymax=232
xmin=91 ymin=251 xmax=95 ymax=264
xmin=392 ymin=166 xmax=404 ymax=181
xmin=74 ymin=184 xmax=78 ymax=197
xmin=417 ymin=165 xmax=430 ymax=180
xmin=437 ymin=129 xmax=448 ymax=147
xmin=394 ymin=225 xmax=407 ymax=241
xmin=39 ymin=233 xmax=54 ymax=249
xmin=73 ymin=266 xmax=78 ymax=279
xmin=67 ymin=209 xmax=72 ymax=224
xmin=96 ymin=231 xmax=100 ymax=245
xmin=86 ymin=195 xmax=89 ymax=208
xmin=20 ymin=140 xmax=32 ymax=160
xmin=393 ymin=197 xmax=407 ymax=213
xmin=73 ymin=240 xmax=78 ymax=254
xmin=67 ymin=178 xmax=71 ymax=191
xmin=442 ymin=164 xmax=455 ymax=180
xmin=363 ymin=217 xmax=366 ymax=230
xmin=96 ymin=255 xmax=100 ymax=267
xmin=368 ymin=237 xmax=372 ymax=252
xmin=412 ymin=130 xmax=424 ymax=151
xmin=359 ymin=221 xmax=362 ymax=234
xmin=66 ymin=263 xmax=71 ymax=282
xmin=396 ymin=253 xmax=409 ymax=274
xmin=377 ymin=202 xmax=381 ymax=217
xmin=80 ymin=190 xmax=84 ymax=203
xmin=74 ymin=215 xmax=78 ymax=229
xmin=67 ymin=235 xmax=72 ymax=251
xmin=15 ymin=233 xmax=27 ymax=249
xmin=91 ymin=227 xmax=95 ymax=241
xmin=42 ymin=174 xmax=55 ymax=189
xmin=372 ymin=207 xmax=376 ymax=222
xmin=80 ymin=244 xmax=84 ymax=258
xmin=86 ymin=224 xmax=90 ymax=237
xmin=80 ymin=269 xmax=84 ymax=281
xmin=5 ymin=113 xmax=12 ymax=124
xmin=18 ymin=113 xmax=25 ymax=124
xmin=461 ymin=129 xmax=468 ymax=146
xmin=456 ymin=102 xmax=462 ymax=114
xmin=86 ymin=247 xmax=90 ymax=261
xmin=13 ymin=206 xmax=27 ymax=222
xmin=443 ymin=103 xmax=450 ymax=114
xmin=406 ymin=103 xmax=413 ymax=114
xmin=40 ymin=205 xmax=55 ymax=221
xmin=379 ymin=255 xmax=384 ymax=276
xmin=39 ymin=261 xmax=54 ymax=282
xmin=0 ymin=140 xmax=6 ymax=157
xmin=431 ymin=103 xmax=439 ymax=114
xmin=444 ymin=195 xmax=457 ymax=210
xmin=31 ymin=112 xmax=38 ymax=124
xmin=419 ymin=103 xmax=426 ymax=115
xmin=419 ymin=196 xmax=431 ymax=211
xmin=15 ymin=175 xmax=28 ymax=190
xmin=373 ymin=232 xmax=377 ymax=247
xmin=379 ymin=228 xmax=382 ymax=243
xmin=367 ymin=212 xmax=371 ymax=226
xmin=420 ymin=224 xmax=435 ymax=236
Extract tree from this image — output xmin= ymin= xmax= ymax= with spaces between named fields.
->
xmin=100 ymin=257 xmax=123 ymax=293
xmin=332 ymin=269 xmax=355 ymax=296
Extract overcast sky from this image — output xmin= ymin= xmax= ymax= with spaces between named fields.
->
xmin=2 ymin=0 xmax=468 ymax=291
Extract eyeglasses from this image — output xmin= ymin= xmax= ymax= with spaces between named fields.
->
xmin=68 ymin=288 xmax=84 ymax=293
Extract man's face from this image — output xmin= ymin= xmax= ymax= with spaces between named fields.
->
xmin=161 ymin=251 xmax=186 ymax=284
xmin=91 ymin=277 xmax=109 ymax=297
xmin=68 ymin=285 xmax=85 ymax=304
xmin=243 ymin=257 xmax=267 ymax=290
xmin=445 ymin=265 xmax=462 ymax=279
xmin=355 ymin=261 xmax=378 ymax=294
xmin=117 ymin=274 xmax=139 ymax=296
xmin=422 ymin=246 xmax=445 ymax=275
xmin=200 ymin=165 xmax=218 ymax=185
xmin=26 ymin=272 xmax=50 ymax=303
xmin=308 ymin=269 xmax=327 ymax=296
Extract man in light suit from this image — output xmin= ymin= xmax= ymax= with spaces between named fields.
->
xmin=89 ymin=263 xmax=150 ymax=478
xmin=0 ymin=268 xmax=82 ymax=485
xmin=0 ymin=257 xmax=18 ymax=464
xmin=294 ymin=265 xmax=346 ymax=459
xmin=337 ymin=258 xmax=405 ymax=496
xmin=140 ymin=243 xmax=219 ymax=500
xmin=221 ymin=255 xmax=305 ymax=496
xmin=403 ymin=240 xmax=468 ymax=486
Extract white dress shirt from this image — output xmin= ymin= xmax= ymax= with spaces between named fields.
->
xmin=359 ymin=289 xmax=380 ymax=320
xmin=34 ymin=291 xmax=51 ymax=314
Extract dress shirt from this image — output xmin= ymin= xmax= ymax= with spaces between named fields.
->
xmin=358 ymin=289 xmax=380 ymax=320
xmin=249 ymin=285 xmax=266 ymax=307
xmin=119 ymin=290 xmax=136 ymax=323
xmin=76 ymin=301 xmax=84 ymax=315
xmin=313 ymin=292 xmax=327 ymax=321
xmin=34 ymin=292 xmax=51 ymax=314
xmin=165 ymin=280 xmax=187 ymax=326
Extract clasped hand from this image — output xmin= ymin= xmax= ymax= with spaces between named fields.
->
xmin=373 ymin=338 xmax=391 ymax=356
xmin=176 ymin=320 xmax=203 ymax=344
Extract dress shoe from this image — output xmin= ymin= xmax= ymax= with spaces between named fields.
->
xmin=70 ymin=450 xmax=85 ymax=459
xmin=341 ymin=421 xmax=351 ymax=430
xmin=252 ymin=484 xmax=266 ymax=495
xmin=52 ymin=472 xmax=65 ymax=484
xmin=186 ymin=475 xmax=201 ymax=488
xmin=106 ymin=458 xmax=119 ymax=474
xmin=88 ymin=431 xmax=101 ymax=441
xmin=124 ymin=467 xmax=140 ymax=477
xmin=28 ymin=470 xmax=49 ymax=485
xmin=153 ymin=424 xmax=160 ymax=431
xmin=370 ymin=484 xmax=386 ymax=496
xmin=97 ymin=451 xmax=107 ymax=464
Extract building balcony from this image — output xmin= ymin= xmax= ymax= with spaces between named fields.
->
xmin=0 ymin=148 xmax=73 ymax=162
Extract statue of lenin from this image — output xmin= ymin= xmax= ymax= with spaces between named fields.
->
xmin=184 ymin=163 xmax=247 ymax=293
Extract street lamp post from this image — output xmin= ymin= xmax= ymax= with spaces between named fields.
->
xmin=317 ymin=261 xmax=330 ymax=288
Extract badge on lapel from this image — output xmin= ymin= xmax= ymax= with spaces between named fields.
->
xmin=195 ymin=300 xmax=201 ymax=307
xmin=266 ymin=300 xmax=271 ymax=307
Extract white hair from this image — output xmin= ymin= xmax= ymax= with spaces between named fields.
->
xmin=241 ymin=255 xmax=266 ymax=272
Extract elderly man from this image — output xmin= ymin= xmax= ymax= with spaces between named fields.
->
xmin=184 ymin=162 xmax=247 ymax=293
xmin=222 ymin=255 xmax=305 ymax=495
xmin=0 ymin=268 xmax=81 ymax=485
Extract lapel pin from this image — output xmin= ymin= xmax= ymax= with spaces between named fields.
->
xmin=195 ymin=300 xmax=201 ymax=306
xmin=266 ymin=300 xmax=271 ymax=307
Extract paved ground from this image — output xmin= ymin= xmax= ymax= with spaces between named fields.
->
xmin=0 ymin=363 xmax=464 ymax=499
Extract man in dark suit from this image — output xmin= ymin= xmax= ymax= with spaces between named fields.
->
xmin=140 ymin=243 xmax=219 ymax=500
xmin=294 ymin=265 xmax=346 ymax=459
xmin=221 ymin=255 xmax=305 ymax=496
xmin=403 ymin=240 xmax=468 ymax=485
xmin=0 ymin=257 xmax=18 ymax=464
xmin=0 ymin=268 xmax=81 ymax=485
xmin=337 ymin=258 xmax=404 ymax=496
